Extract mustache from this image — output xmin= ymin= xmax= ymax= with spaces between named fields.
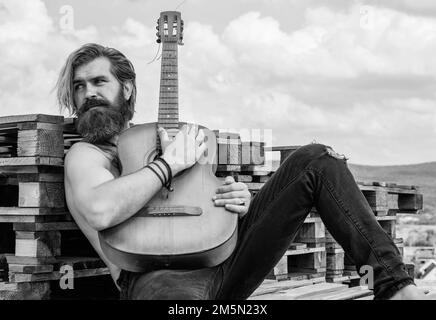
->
xmin=78 ymin=98 xmax=110 ymax=114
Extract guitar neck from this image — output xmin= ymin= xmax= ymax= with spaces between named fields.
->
xmin=158 ymin=41 xmax=179 ymax=131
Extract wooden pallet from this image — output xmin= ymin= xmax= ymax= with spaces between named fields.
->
xmin=0 ymin=114 xmax=64 ymax=159
xmin=249 ymin=281 xmax=373 ymax=300
xmin=357 ymin=182 xmax=422 ymax=215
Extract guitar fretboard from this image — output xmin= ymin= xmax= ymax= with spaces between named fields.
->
xmin=157 ymin=41 xmax=180 ymax=153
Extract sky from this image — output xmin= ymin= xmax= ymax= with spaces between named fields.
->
xmin=1 ymin=0 xmax=436 ymax=165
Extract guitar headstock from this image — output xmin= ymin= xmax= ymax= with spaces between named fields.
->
xmin=156 ymin=11 xmax=184 ymax=45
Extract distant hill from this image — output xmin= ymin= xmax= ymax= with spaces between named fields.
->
xmin=348 ymin=162 xmax=436 ymax=223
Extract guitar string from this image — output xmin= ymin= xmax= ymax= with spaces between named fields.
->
xmin=146 ymin=42 xmax=161 ymax=65
xmin=175 ymin=0 xmax=188 ymax=10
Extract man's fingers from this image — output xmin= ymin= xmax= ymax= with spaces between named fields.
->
xmin=216 ymin=182 xmax=246 ymax=194
xmin=213 ymin=198 xmax=246 ymax=207
xmin=196 ymin=129 xmax=205 ymax=145
xmin=224 ymin=204 xmax=247 ymax=216
xmin=224 ymin=176 xmax=235 ymax=185
xmin=158 ymin=127 xmax=169 ymax=142
xmin=213 ymin=190 xmax=248 ymax=200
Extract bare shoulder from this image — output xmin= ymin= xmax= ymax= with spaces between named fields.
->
xmin=65 ymin=142 xmax=110 ymax=169
xmin=64 ymin=142 xmax=114 ymax=182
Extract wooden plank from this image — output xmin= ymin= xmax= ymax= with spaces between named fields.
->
xmin=0 ymin=281 xmax=51 ymax=300
xmin=18 ymin=129 xmax=64 ymax=157
xmin=5 ymin=255 xmax=57 ymax=265
xmin=0 ymin=157 xmax=63 ymax=167
xmin=17 ymin=123 xmax=63 ymax=131
xmin=286 ymin=246 xmax=325 ymax=256
xmin=18 ymin=182 xmax=65 ymax=208
xmin=0 ymin=207 xmax=67 ymax=216
xmin=249 ymin=283 xmax=347 ymax=300
xmin=8 ymin=264 xmax=54 ymax=274
xmin=0 ymin=114 xmax=63 ymax=125
xmin=0 ymin=214 xmax=67 ymax=223
xmin=15 ymin=231 xmax=61 ymax=257
xmin=289 ymin=243 xmax=307 ymax=250
xmin=302 ymin=285 xmax=373 ymax=300
xmin=250 ymin=277 xmax=326 ymax=297
xmin=9 ymin=267 xmax=109 ymax=283
xmin=295 ymin=219 xmax=325 ymax=244
xmin=16 ymin=173 xmax=64 ymax=183
xmin=13 ymin=222 xmax=78 ymax=231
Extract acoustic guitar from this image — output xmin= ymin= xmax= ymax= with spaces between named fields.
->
xmin=98 ymin=11 xmax=238 ymax=272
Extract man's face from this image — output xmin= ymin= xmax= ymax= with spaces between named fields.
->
xmin=72 ymin=57 xmax=130 ymax=143
xmin=73 ymin=57 xmax=121 ymax=111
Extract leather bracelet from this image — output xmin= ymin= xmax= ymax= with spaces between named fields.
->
xmin=149 ymin=161 xmax=168 ymax=185
xmin=155 ymin=157 xmax=173 ymax=192
xmin=146 ymin=164 xmax=165 ymax=188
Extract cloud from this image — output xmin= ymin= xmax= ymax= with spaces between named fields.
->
xmin=0 ymin=0 xmax=435 ymax=165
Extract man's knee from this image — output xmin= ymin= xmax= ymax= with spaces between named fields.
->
xmin=281 ymin=143 xmax=348 ymax=171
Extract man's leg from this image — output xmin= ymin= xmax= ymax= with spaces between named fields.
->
xmin=214 ymin=143 xmax=414 ymax=300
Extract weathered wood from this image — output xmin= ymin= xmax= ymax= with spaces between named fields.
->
xmin=15 ymin=231 xmax=61 ymax=257
xmin=295 ymin=218 xmax=326 ymax=245
xmin=5 ymin=255 xmax=57 ymax=265
xmin=0 ymin=114 xmax=63 ymax=126
xmin=0 ymin=157 xmax=63 ymax=168
xmin=13 ymin=222 xmax=78 ymax=232
xmin=0 ymin=281 xmax=51 ymax=300
xmin=8 ymin=264 xmax=54 ymax=274
xmin=17 ymin=129 xmax=64 ymax=157
xmin=250 ymin=277 xmax=326 ymax=297
xmin=0 ymin=207 xmax=67 ymax=216
xmin=249 ymin=282 xmax=347 ymax=300
xmin=18 ymin=182 xmax=65 ymax=208
xmin=0 ymin=214 xmax=67 ymax=223
xmin=9 ymin=267 xmax=109 ymax=283
xmin=16 ymin=173 xmax=64 ymax=183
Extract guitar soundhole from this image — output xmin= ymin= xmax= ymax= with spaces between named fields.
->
xmin=145 ymin=150 xmax=158 ymax=165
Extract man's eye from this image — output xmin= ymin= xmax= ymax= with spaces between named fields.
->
xmin=96 ymin=79 xmax=106 ymax=85
xmin=75 ymin=84 xmax=84 ymax=90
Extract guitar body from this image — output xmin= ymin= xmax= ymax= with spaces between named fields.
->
xmin=98 ymin=122 xmax=238 ymax=272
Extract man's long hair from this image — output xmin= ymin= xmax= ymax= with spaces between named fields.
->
xmin=56 ymin=43 xmax=137 ymax=120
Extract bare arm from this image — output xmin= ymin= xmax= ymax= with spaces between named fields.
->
xmin=65 ymin=124 xmax=206 ymax=232
xmin=65 ymin=142 xmax=163 ymax=231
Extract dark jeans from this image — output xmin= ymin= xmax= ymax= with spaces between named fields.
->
xmin=117 ymin=143 xmax=414 ymax=300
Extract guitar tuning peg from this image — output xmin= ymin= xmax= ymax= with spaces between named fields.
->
xmin=156 ymin=39 xmax=161 ymax=43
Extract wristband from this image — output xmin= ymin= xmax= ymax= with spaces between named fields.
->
xmin=146 ymin=164 xmax=165 ymax=188
xmin=155 ymin=157 xmax=173 ymax=192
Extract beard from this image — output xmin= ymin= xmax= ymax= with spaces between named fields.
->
xmin=75 ymin=90 xmax=132 ymax=144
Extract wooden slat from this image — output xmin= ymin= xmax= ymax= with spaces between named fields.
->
xmin=0 ymin=114 xmax=64 ymax=125
xmin=0 ymin=157 xmax=63 ymax=167
xmin=250 ymin=277 xmax=326 ymax=297
xmin=18 ymin=182 xmax=65 ymax=208
xmin=9 ymin=267 xmax=109 ymax=283
xmin=18 ymin=129 xmax=64 ymax=157
xmin=13 ymin=222 xmax=78 ymax=231
xmin=8 ymin=264 xmax=54 ymax=274
xmin=249 ymin=283 xmax=347 ymax=300
xmin=0 ymin=207 xmax=67 ymax=216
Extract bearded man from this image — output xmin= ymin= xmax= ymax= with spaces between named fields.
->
xmin=59 ymin=43 xmax=427 ymax=300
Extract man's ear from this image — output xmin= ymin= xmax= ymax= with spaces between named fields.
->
xmin=123 ymin=81 xmax=133 ymax=101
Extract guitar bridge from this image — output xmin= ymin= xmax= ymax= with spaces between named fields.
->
xmin=138 ymin=206 xmax=202 ymax=217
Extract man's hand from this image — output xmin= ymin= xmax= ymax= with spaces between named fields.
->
xmin=213 ymin=176 xmax=251 ymax=218
xmin=159 ymin=124 xmax=207 ymax=176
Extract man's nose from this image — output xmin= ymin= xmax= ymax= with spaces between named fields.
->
xmin=85 ymin=84 xmax=98 ymax=99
